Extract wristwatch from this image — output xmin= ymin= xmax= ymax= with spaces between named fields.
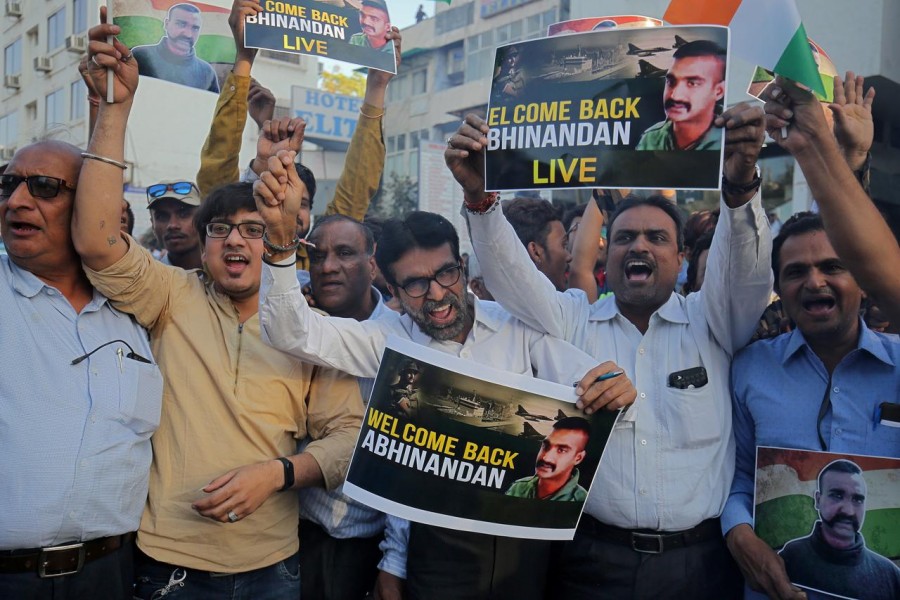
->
xmin=721 ymin=165 xmax=761 ymax=196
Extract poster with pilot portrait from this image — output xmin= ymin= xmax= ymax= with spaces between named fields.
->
xmin=754 ymin=447 xmax=900 ymax=600
xmin=113 ymin=0 xmax=236 ymax=93
xmin=483 ymin=25 xmax=728 ymax=192
xmin=343 ymin=337 xmax=619 ymax=540
xmin=243 ymin=0 xmax=397 ymax=74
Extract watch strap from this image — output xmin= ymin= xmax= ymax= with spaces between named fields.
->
xmin=275 ymin=457 xmax=294 ymax=492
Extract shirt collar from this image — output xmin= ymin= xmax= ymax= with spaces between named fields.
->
xmin=781 ymin=319 xmax=895 ymax=367
xmin=588 ymin=292 xmax=688 ymax=325
xmin=409 ymin=294 xmax=500 ymax=346
xmin=8 ymin=260 xmax=113 ymax=313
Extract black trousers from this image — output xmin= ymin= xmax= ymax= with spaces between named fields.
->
xmin=406 ymin=524 xmax=551 ymax=600
xmin=546 ymin=525 xmax=743 ymax=600
xmin=0 ymin=543 xmax=133 ymax=600
xmin=298 ymin=519 xmax=382 ymax=600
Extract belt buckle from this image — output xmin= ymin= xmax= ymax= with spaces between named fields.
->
xmin=631 ymin=532 xmax=664 ymax=554
xmin=38 ymin=542 xmax=85 ymax=578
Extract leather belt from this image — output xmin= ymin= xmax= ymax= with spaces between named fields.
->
xmin=578 ymin=515 xmax=721 ymax=554
xmin=0 ymin=532 xmax=134 ymax=577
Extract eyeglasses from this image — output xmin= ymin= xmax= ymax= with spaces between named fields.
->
xmin=399 ymin=264 xmax=462 ymax=298
xmin=0 ymin=174 xmax=77 ymax=199
xmin=205 ymin=222 xmax=266 ymax=239
xmin=147 ymin=181 xmax=197 ymax=200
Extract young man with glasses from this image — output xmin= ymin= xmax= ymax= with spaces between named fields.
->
xmin=254 ymin=153 xmax=636 ymax=600
xmin=0 ymin=140 xmax=162 ymax=598
xmin=71 ymin=23 xmax=362 ymax=598
xmin=146 ymin=179 xmax=203 ymax=270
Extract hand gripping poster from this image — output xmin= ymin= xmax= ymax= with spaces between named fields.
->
xmin=343 ymin=337 xmax=619 ymax=540
xmin=484 ymin=25 xmax=729 ymax=191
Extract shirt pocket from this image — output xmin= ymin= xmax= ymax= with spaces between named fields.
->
xmin=665 ymin=384 xmax=724 ymax=450
xmin=117 ymin=358 xmax=163 ymax=435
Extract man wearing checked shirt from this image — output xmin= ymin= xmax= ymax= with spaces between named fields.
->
xmin=449 ymin=101 xmax=772 ymax=599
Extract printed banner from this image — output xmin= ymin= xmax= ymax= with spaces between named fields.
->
xmin=547 ymin=15 xmax=663 ymax=37
xmin=484 ymin=25 xmax=728 ymax=191
xmin=113 ymin=0 xmax=235 ymax=93
xmin=291 ymin=86 xmax=362 ymax=143
xmin=244 ymin=0 xmax=397 ymax=74
xmin=754 ymin=447 xmax=900 ymax=600
xmin=343 ymin=337 xmax=618 ymax=540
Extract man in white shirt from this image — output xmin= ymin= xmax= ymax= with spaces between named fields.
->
xmin=445 ymin=102 xmax=772 ymax=599
xmin=253 ymin=151 xmax=636 ymax=600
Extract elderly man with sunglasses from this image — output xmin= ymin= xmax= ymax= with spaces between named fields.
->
xmin=146 ymin=179 xmax=203 ymax=270
xmin=68 ymin=17 xmax=363 ymax=599
xmin=0 ymin=141 xmax=163 ymax=599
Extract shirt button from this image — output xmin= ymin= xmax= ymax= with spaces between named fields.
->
xmin=460 ymin=350 xmax=470 ymax=358
xmin=640 ymin=439 xmax=647 ymax=446
xmin=832 ymin=386 xmax=840 ymax=393
xmin=638 ymin=348 xmax=645 ymax=355
xmin=69 ymin=511 xmax=76 ymax=518
xmin=639 ymin=488 xmax=647 ymax=496
xmin=230 ymin=85 xmax=235 ymax=91
xmin=835 ymin=428 xmax=843 ymax=435
xmin=639 ymin=393 xmax=646 ymax=399
xmin=80 ymin=459 xmax=87 ymax=467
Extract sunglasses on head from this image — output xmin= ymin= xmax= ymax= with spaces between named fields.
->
xmin=0 ymin=174 xmax=77 ymax=199
xmin=147 ymin=181 xmax=196 ymax=200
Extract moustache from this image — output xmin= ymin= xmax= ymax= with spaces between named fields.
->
xmin=536 ymin=460 xmax=555 ymax=470
xmin=665 ymin=99 xmax=690 ymax=111
xmin=824 ymin=515 xmax=859 ymax=530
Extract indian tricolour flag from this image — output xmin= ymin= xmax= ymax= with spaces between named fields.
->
xmin=754 ymin=447 xmax=900 ymax=559
xmin=664 ymin=0 xmax=825 ymax=97
xmin=112 ymin=0 xmax=236 ymax=64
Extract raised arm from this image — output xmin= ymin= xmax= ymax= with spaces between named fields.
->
xmin=698 ymin=103 xmax=773 ymax=354
xmin=764 ymin=75 xmax=900 ymax=323
xmin=196 ymin=0 xmax=262 ymax=196
xmin=325 ymin=27 xmax=401 ymax=221
xmin=72 ymin=10 xmax=137 ymax=271
xmin=567 ymin=197 xmax=604 ymax=303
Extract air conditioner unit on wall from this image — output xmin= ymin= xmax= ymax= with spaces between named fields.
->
xmin=0 ymin=147 xmax=16 ymax=161
xmin=4 ymin=74 xmax=20 ymax=89
xmin=65 ymin=35 xmax=87 ymax=53
xmin=5 ymin=1 xmax=22 ymax=18
xmin=34 ymin=56 xmax=52 ymax=72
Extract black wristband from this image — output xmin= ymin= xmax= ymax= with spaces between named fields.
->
xmin=275 ymin=457 xmax=294 ymax=491
xmin=721 ymin=165 xmax=761 ymax=196
xmin=262 ymin=256 xmax=296 ymax=268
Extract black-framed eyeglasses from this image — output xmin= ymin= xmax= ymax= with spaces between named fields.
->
xmin=0 ymin=174 xmax=77 ymax=199
xmin=147 ymin=181 xmax=197 ymax=200
xmin=399 ymin=264 xmax=462 ymax=298
xmin=205 ymin=222 xmax=266 ymax=239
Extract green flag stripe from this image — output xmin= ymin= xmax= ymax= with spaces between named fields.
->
xmin=114 ymin=16 xmax=235 ymax=63
xmin=773 ymin=23 xmax=826 ymax=97
xmin=756 ymin=495 xmax=900 ymax=558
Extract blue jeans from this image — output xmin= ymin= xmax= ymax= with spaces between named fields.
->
xmin=134 ymin=549 xmax=300 ymax=600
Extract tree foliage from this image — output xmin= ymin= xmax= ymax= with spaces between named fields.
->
xmin=320 ymin=67 xmax=366 ymax=97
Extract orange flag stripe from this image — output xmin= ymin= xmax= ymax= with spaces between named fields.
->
xmin=149 ymin=0 xmax=230 ymax=14
xmin=664 ymin=0 xmax=742 ymax=26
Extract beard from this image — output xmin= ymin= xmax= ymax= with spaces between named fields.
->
xmin=401 ymin=290 xmax=471 ymax=342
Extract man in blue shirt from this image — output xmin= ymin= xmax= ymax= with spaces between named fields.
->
xmin=0 ymin=141 xmax=162 ymax=598
xmin=723 ymin=212 xmax=900 ymax=600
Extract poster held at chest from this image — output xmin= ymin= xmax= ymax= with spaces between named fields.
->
xmin=343 ymin=337 xmax=619 ymax=540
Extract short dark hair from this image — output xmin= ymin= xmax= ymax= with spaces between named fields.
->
xmin=562 ymin=203 xmax=588 ymax=233
xmin=168 ymin=2 xmax=200 ymax=17
xmin=374 ymin=211 xmax=460 ymax=286
xmin=363 ymin=215 xmax=385 ymax=243
xmin=672 ymin=40 xmax=726 ymax=81
xmin=309 ymin=214 xmax=375 ymax=255
xmin=194 ymin=182 xmax=257 ymax=244
xmin=123 ymin=199 xmax=135 ymax=236
xmin=502 ymin=197 xmax=560 ymax=251
xmin=684 ymin=229 xmax=714 ymax=294
xmin=817 ymin=459 xmax=862 ymax=493
xmin=683 ymin=209 xmax=718 ymax=252
xmin=553 ymin=416 xmax=591 ymax=438
xmin=296 ymin=162 xmax=316 ymax=209
xmin=607 ymin=195 xmax=685 ymax=252
xmin=772 ymin=212 xmax=824 ymax=291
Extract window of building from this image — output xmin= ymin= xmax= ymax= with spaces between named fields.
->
xmin=386 ymin=135 xmax=396 ymax=154
xmin=0 ymin=112 xmax=19 ymax=147
xmin=411 ymin=70 xmax=427 ymax=96
xmin=4 ymin=39 xmax=22 ymax=76
xmin=48 ymin=8 xmax=67 ymax=51
xmin=435 ymin=1 xmax=474 ymax=35
xmin=396 ymin=133 xmax=406 ymax=152
xmin=260 ymin=49 xmax=303 ymax=65
xmin=45 ymin=88 xmax=66 ymax=127
xmin=73 ymin=0 xmax=88 ymax=34
xmin=70 ymin=80 xmax=85 ymax=120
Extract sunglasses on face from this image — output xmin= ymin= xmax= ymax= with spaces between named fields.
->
xmin=205 ymin=222 xmax=266 ymax=240
xmin=0 ymin=174 xmax=77 ymax=199
xmin=147 ymin=181 xmax=197 ymax=200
